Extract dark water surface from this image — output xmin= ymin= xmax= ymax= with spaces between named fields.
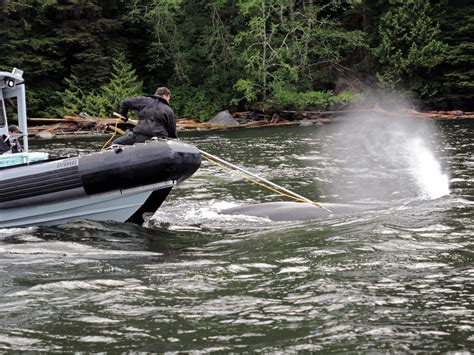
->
xmin=0 ymin=119 xmax=472 ymax=352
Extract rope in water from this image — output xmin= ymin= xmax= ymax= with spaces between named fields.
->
xmin=202 ymin=154 xmax=327 ymax=210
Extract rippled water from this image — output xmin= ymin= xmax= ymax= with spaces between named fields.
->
xmin=0 ymin=118 xmax=472 ymax=352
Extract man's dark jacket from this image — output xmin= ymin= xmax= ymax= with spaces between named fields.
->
xmin=119 ymin=95 xmax=177 ymax=139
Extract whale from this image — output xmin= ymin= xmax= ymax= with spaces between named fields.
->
xmin=220 ymin=201 xmax=376 ymax=222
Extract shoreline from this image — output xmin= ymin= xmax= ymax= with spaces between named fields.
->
xmin=26 ymin=108 xmax=474 ymax=138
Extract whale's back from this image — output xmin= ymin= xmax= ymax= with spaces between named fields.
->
xmin=221 ymin=202 xmax=374 ymax=221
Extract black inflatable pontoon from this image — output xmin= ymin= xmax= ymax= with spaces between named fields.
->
xmin=0 ymin=139 xmax=201 ymax=227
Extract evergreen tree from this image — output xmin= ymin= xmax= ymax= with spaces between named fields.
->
xmin=430 ymin=0 xmax=474 ymax=109
xmin=0 ymin=0 xmax=66 ymax=114
xmin=98 ymin=53 xmax=143 ymax=117
xmin=0 ymin=0 xmax=146 ymax=116
xmin=55 ymin=53 xmax=143 ymax=117
xmin=374 ymin=0 xmax=447 ymax=97
xmin=56 ymin=75 xmax=87 ymax=117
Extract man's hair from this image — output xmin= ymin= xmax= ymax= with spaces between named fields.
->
xmin=155 ymin=87 xmax=171 ymax=97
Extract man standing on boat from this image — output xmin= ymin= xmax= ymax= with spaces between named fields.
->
xmin=112 ymin=87 xmax=177 ymax=145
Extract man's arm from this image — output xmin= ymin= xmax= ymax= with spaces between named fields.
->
xmin=166 ymin=111 xmax=178 ymax=139
xmin=118 ymin=97 xmax=145 ymax=119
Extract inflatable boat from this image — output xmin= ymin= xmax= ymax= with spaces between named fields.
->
xmin=0 ymin=68 xmax=201 ymax=227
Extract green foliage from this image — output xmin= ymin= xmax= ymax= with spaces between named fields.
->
xmin=145 ymin=0 xmax=241 ymax=118
xmin=233 ymin=79 xmax=258 ymax=105
xmin=233 ymin=0 xmax=366 ymax=106
xmin=269 ymin=85 xmax=361 ymax=110
xmin=374 ymin=0 xmax=447 ymax=96
xmin=427 ymin=0 xmax=474 ymax=108
xmin=171 ymin=85 xmax=232 ymax=122
xmin=1 ymin=0 xmax=472 ymax=118
xmin=0 ymin=0 xmax=144 ymax=116
xmin=95 ymin=53 xmax=143 ymax=116
xmin=54 ymin=75 xmax=86 ymax=117
xmin=53 ymin=54 xmax=143 ymax=117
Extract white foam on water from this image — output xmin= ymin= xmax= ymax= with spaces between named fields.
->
xmin=406 ymin=137 xmax=450 ymax=199
xmin=149 ymin=200 xmax=273 ymax=230
xmin=0 ymin=227 xmax=37 ymax=239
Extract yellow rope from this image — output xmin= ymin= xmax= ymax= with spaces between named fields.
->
xmin=100 ymin=118 xmax=120 ymax=150
xmin=202 ymin=155 xmax=322 ymax=208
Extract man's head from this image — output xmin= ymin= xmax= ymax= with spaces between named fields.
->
xmin=8 ymin=125 xmax=21 ymax=137
xmin=155 ymin=87 xmax=171 ymax=103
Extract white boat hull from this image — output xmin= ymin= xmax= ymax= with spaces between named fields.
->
xmin=0 ymin=181 xmax=174 ymax=228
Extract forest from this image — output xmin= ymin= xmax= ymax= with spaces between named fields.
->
xmin=1 ymin=0 xmax=473 ymax=120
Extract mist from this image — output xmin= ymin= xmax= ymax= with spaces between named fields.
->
xmin=320 ymin=104 xmax=450 ymax=203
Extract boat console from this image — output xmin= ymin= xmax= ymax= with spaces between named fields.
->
xmin=0 ymin=68 xmax=49 ymax=167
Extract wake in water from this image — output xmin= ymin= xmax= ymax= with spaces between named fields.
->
xmin=322 ymin=108 xmax=450 ymax=202
xmin=147 ymin=200 xmax=277 ymax=231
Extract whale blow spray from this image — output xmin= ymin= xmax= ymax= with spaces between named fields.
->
xmin=406 ymin=137 xmax=450 ymax=199
xmin=322 ymin=107 xmax=450 ymax=202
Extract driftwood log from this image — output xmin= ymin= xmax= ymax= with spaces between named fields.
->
xmin=28 ymin=115 xmax=135 ymax=137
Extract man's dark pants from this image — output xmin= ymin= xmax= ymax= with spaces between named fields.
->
xmin=112 ymin=132 xmax=150 ymax=145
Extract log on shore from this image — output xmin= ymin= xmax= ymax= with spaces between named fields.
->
xmin=30 ymin=116 xmax=135 ymax=127
xmin=398 ymin=109 xmax=474 ymax=120
xmin=233 ymin=108 xmax=474 ymax=122
xmin=28 ymin=116 xmax=136 ymax=137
